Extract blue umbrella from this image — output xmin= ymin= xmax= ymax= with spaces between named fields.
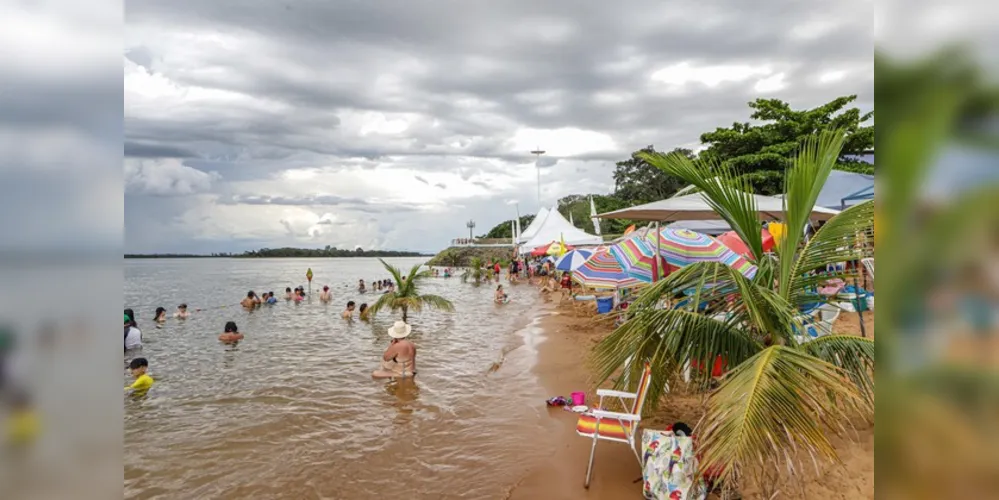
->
xmin=555 ymin=249 xmax=594 ymax=272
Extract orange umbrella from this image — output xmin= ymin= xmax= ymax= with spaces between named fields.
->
xmin=715 ymin=229 xmax=775 ymax=259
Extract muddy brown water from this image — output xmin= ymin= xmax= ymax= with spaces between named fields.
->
xmin=124 ymin=258 xmax=555 ymax=499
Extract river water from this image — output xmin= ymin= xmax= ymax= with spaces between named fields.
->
xmin=123 ymin=257 xmax=554 ymax=499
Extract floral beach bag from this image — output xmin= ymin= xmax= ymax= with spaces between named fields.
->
xmin=641 ymin=428 xmax=708 ymax=500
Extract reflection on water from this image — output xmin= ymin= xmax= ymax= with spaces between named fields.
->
xmin=124 ymin=258 xmax=550 ymax=499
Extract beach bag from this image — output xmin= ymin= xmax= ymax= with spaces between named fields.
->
xmin=642 ymin=429 xmax=707 ymax=500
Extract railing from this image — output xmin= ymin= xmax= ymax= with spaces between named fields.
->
xmin=450 ymin=238 xmax=515 ymax=246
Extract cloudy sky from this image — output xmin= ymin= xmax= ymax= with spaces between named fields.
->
xmin=124 ymin=0 xmax=874 ymax=254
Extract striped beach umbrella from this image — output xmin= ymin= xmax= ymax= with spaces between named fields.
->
xmin=555 ymin=248 xmax=593 ymax=272
xmin=608 ymin=236 xmax=669 ymax=283
xmin=645 ymin=228 xmax=757 ymax=278
xmin=573 ymin=250 xmax=642 ymax=289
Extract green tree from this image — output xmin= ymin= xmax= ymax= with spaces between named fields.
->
xmin=698 ymin=95 xmax=874 ymax=195
xmin=611 ymin=146 xmax=693 ymax=204
xmin=593 ymin=131 xmax=874 ymax=496
xmin=461 ymin=257 xmax=489 ymax=285
xmin=368 ymin=259 xmax=455 ymax=322
xmin=481 ymin=215 xmax=536 ymax=239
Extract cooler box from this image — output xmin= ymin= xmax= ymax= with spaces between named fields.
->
xmin=596 ymin=297 xmax=614 ymax=314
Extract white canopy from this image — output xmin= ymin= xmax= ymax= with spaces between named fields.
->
xmin=520 ymin=207 xmax=603 ymax=253
xmin=596 ymin=192 xmax=840 ymax=222
xmin=518 ymin=207 xmax=549 ymax=243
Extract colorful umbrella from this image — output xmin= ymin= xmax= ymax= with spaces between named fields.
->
xmin=715 ymin=229 xmax=775 ymax=259
xmin=573 ymin=250 xmax=642 ymax=289
xmin=555 ymin=249 xmax=594 ymax=272
xmin=645 ymin=228 xmax=758 ymax=278
xmin=608 ymin=236 xmax=670 ymax=283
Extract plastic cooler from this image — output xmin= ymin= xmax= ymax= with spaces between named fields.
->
xmin=596 ymin=297 xmax=614 ymax=314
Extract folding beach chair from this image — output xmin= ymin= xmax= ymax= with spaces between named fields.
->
xmin=861 ymin=257 xmax=874 ymax=281
xmin=577 ymin=361 xmax=654 ymax=488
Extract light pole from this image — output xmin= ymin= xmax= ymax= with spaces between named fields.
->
xmin=530 ymin=147 xmax=545 ymax=209
xmin=466 ymin=219 xmax=475 ymax=243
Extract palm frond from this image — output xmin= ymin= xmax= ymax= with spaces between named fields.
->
xmin=418 ymin=294 xmax=455 ymax=313
xmin=639 ymin=151 xmax=765 ymax=260
xmin=697 ymin=346 xmax=870 ymax=486
xmin=592 ymin=308 xmax=763 ymax=411
xmin=777 ymin=130 xmax=847 ymax=296
xmin=797 ymin=335 xmax=875 ymax=406
xmin=366 ymin=291 xmax=396 ymax=317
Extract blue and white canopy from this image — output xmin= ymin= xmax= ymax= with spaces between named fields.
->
xmin=554 ymin=248 xmax=594 ymax=272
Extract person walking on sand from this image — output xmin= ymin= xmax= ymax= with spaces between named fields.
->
xmin=372 ymin=321 xmax=417 ymax=379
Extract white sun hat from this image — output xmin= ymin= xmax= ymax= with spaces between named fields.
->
xmin=388 ymin=320 xmax=412 ymax=339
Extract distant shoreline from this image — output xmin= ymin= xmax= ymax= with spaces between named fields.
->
xmin=125 ymin=252 xmax=433 ymax=259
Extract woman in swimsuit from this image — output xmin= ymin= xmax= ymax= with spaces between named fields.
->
xmin=372 ymin=321 xmax=417 ymax=379
xmin=153 ymin=307 xmax=167 ymax=323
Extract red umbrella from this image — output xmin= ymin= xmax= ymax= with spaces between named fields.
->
xmin=716 ymin=229 xmax=775 ymax=259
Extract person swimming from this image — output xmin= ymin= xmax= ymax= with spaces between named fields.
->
xmin=153 ymin=307 xmax=167 ymax=323
xmin=219 ymin=321 xmax=244 ymax=344
xmin=174 ymin=303 xmax=190 ymax=319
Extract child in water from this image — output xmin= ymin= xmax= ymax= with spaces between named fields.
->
xmin=125 ymin=357 xmax=154 ymax=394
xmin=219 ymin=321 xmax=244 ymax=343
xmin=174 ymin=303 xmax=190 ymax=319
xmin=495 ymin=285 xmax=509 ymax=303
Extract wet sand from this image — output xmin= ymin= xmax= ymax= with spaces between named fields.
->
xmin=510 ymin=296 xmax=874 ymax=499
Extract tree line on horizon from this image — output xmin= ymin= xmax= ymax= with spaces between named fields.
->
xmin=126 ymin=246 xmax=429 ymax=258
xmin=480 ymin=95 xmax=874 ymax=239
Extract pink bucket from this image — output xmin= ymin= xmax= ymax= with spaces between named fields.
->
xmin=570 ymin=392 xmax=586 ymax=406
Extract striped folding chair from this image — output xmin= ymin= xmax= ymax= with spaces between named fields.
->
xmin=576 ymin=361 xmax=654 ymax=488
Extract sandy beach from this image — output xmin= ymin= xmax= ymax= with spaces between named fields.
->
xmin=509 ymin=297 xmax=874 ymax=500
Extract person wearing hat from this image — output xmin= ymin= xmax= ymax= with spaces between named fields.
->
xmin=372 ymin=321 xmax=416 ymax=379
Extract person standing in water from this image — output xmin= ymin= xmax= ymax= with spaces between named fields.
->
xmin=372 ymin=321 xmax=417 ymax=379
xmin=358 ymin=303 xmax=370 ymax=321
xmin=342 ymin=301 xmax=356 ymax=319
xmin=495 ymin=285 xmax=508 ymax=303
xmin=124 ymin=312 xmax=142 ymax=351
xmin=241 ymin=291 xmax=259 ymax=309
xmin=357 ymin=280 xmax=366 ymax=294
xmin=219 ymin=321 xmax=244 ymax=344
xmin=174 ymin=304 xmax=190 ymax=319
xmin=319 ymin=286 xmax=332 ymax=303
xmin=153 ymin=307 xmax=167 ymax=323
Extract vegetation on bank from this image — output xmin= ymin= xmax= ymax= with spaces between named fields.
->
xmin=479 ymin=95 xmax=874 ymax=239
xmin=425 ymin=246 xmax=513 ymax=267
xmin=126 ymin=246 xmax=429 ymax=259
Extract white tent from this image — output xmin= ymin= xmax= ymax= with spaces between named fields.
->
xmin=518 ymin=207 xmax=549 ymax=243
xmin=520 ymin=208 xmax=603 ymax=253
xmin=596 ymin=192 xmax=839 ymax=222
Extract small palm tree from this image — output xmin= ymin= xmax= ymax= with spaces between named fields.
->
xmin=461 ymin=257 xmax=489 ymax=285
xmin=368 ymin=259 xmax=455 ymax=322
xmin=592 ymin=130 xmax=875 ymax=496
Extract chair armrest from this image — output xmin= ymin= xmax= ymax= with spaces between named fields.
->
xmin=596 ymin=389 xmax=636 ymax=399
xmin=591 ymin=409 xmax=641 ymax=422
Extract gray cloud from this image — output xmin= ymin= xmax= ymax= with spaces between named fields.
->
xmin=123 ymin=0 xmax=873 ymax=252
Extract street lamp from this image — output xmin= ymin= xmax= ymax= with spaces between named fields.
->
xmin=466 ymin=219 xmax=476 ymax=242
xmin=530 ymin=147 xmax=545 ymax=209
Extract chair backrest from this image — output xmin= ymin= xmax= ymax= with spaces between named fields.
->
xmin=631 ymin=362 xmax=653 ymax=415
xmin=861 ymin=257 xmax=874 ymax=279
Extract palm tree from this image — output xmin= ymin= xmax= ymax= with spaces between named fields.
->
xmin=368 ymin=259 xmax=455 ymax=322
xmin=592 ymin=130 xmax=875 ymax=496
xmin=461 ymin=257 xmax=489 ymax=285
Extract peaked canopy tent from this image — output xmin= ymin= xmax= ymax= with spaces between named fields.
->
xmin=595 ymin=192 xmax=840 ymax=222
xmin=520 ymin=207 xmax=603 ymax=254
xmin=517 ymin=207 xmax=550 ymax=244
